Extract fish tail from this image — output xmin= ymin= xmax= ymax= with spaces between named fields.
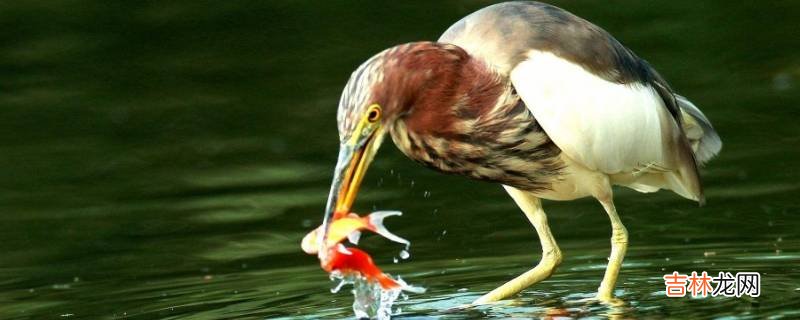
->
xmin=375 ymin=273 xmax=426 ymax=293
xmin=376 ymin=273 xmax=401 ymax=290
xmin=367 ymin=211 xmax=409 ymax=246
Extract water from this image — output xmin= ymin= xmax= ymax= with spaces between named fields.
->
xmin=1 ymin=1 xmax=799 ymax=319
xmin=330 ymin=273 xmax=400 ymax=320
xmin=329 ymin=271 xmax=423 ymax=320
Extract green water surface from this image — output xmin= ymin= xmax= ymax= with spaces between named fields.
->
xmin=1 ymin=1 xmax=799 ymax=319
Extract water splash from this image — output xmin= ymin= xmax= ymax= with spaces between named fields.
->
xmin=330 ymin=272 xmax=424 ymax=319
xmin=393 ymin=247 xmax=411 ymax=263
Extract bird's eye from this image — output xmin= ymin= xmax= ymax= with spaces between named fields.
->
xmin=366 ymin=105 xmax=381 ymax=123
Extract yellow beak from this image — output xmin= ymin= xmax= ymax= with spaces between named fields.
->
xmin=318 ymin=133 xmax=378 ymax=256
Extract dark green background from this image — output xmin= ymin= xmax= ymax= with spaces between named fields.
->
xmin=1 ymin=1 xmax=798 ymax=319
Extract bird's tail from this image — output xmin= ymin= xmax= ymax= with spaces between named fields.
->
xmin=649 ymin=95 xmax=721 ymax=205
xmin=676 ymin=95 xmax=722 ymax=164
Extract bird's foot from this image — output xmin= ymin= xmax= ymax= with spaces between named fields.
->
xmin=596 ymin=287 xmax=625 ymax=306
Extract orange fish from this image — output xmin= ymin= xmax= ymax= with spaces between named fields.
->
xmin=323 ymin=244 xmax=402 ymax=290
xmin=301 ymin=211 xmax=408 ymax=254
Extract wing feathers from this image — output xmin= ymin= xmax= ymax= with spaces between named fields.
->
xmin=511 ymin=50 xmax=710 ymax=202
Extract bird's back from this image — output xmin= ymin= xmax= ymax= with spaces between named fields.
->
xmin=438 ymin=1 xmax=721 ymax=202
xmin=439 ymin=1 xmax=647 ymax=83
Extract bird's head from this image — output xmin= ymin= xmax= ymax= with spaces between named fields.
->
xmin=318 ymin=42 xmax=477 ymax=256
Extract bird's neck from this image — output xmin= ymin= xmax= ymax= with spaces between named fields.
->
xmin=377 ymin=43 xmax=563 ymax=190
xmin=384 ymin=45 xmax=531 ymax=159
xmin=384 ymin=45 xmax=514 ymax=140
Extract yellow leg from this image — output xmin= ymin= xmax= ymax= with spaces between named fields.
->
xmin=473 ymin=186 xmax=562 ymax=304
xmin=596 ymin=193 xmax=628 ymax=302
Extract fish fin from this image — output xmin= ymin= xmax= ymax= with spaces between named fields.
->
xmin=376 ymin=273 xmax=401 ymax=290
xmin=396 ymin=277 xmax=426 ymax=293
xmin=367 ymin=211 xmax=409 ymax=246
xmin=335 ymin=244 xmax=352 ymax=255
xmin=347 ymin=230 xmax=361 ymax=245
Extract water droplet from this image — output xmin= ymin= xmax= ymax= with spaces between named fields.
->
xmin=423 ymin=191 xmax=431 ymax=198
xmin=442 ymin=230 xmax=447 ymax=236
xmin=393 ymin=257 xmax=399 ymax=263
xmin=457 ymin=288 xmax=468 ymax=292
xmin=410 ymin=180 xmax=415 ymax=188
xmin=399 ymin=250 xmax=410 ymax=260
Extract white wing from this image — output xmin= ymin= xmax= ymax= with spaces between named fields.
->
xmin=510 ymin=50 xmax=700 ymax=199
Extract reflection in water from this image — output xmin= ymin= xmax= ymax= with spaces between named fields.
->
xmin=1 ymin=1 xmax=799 ymax=319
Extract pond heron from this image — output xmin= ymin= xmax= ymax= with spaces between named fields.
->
xmin=320 ymin=1 xmax=721 ymax=304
